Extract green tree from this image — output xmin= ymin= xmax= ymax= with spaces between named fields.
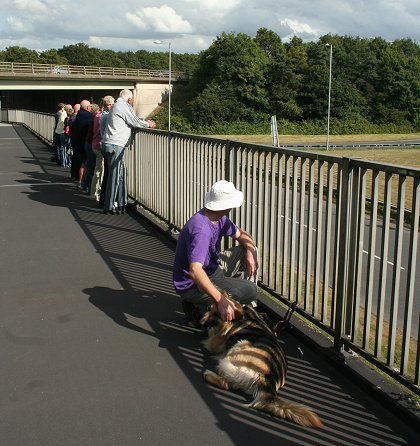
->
xmin=58 ymin=43 xmax=101 ymax=66
xmin=188 ymin=32 xmax=270 ymax=127
xmin=38 ymin=49 xmax=68 ymax=65
xmin=3 ymin=46 xmax=39 ymax=63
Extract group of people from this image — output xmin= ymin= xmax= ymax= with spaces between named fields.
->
xmin=52 ymin=89 xmax=156 ymax=214
xmin=53 ymin=92 xmax=258 ymax=324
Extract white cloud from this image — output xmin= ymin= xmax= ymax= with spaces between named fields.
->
xmin=0 ymin=1 xmax=418 ymax=54
xmin=10 ymin=0 xmax=49 ymax=15
xmin=126 ymin=6 xmax=193 ymax=34
xmin=184 ymin=0 xmax=241 ymax=17
xmin=279 ymin=18 xmax=320 ymax=40
xmin=6 ymin=15 xmax=30 ymax=32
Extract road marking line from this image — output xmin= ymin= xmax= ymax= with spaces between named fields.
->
xmin=281 ymin=215 xmax=406 ymax=271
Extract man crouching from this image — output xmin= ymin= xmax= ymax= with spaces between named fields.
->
xmin=172 ymin=180 xmax=258 ymax=327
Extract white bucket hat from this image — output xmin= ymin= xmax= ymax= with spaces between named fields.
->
xmin=204 ymin=180 xmax=243 ymax=211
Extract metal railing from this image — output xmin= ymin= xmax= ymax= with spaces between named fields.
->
xmin=3 ymin=109 xmax=419 ymax=395
xmin=0 ymin=61 xmax=185 ymax=80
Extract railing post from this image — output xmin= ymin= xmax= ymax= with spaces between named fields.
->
xmin=334 ymin=157 xmax=352 ymax=352
xmin=224 ymin=139 xmax=232 ymax=181
xmin=168 ymin=131 xmax=174 ymax=231
xmin=344 ymin=161 xmax=361 ymax=336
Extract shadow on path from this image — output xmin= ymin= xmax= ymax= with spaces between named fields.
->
xmin=14 ymin=124 xmax=420 ymax=446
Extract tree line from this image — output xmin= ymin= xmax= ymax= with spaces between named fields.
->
xmin=1 ymin=29 xmax=419 ymax=135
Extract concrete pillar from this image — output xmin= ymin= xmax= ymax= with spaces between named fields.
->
xmin=133 ymin=81 xmax=169 ymax=119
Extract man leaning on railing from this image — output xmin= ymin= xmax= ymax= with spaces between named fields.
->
xmin=101 ymin=89 xmax=156 ymax=215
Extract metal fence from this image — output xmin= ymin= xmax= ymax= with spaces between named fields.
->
xmin=3 ymin=109 xmax=419 ymax=395
xmin=0 ymin=61 xmax=184 ymax=81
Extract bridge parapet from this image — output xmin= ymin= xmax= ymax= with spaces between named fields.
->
xmin=0 ymin=61 xmax=186 ymax=81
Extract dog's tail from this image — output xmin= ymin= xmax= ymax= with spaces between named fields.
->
xmin=249 ymin=390 xmax=323 ymax=428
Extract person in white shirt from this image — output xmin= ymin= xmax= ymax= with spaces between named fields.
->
xmin=102 ymin=89 xmax=156 ymax=215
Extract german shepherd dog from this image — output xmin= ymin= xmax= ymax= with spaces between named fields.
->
xmin=201 ymin=293 xmax=323 ymax=428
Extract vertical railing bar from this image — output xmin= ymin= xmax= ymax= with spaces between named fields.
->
xmin=275 ymin=154 xmax=284 ymax=294
xmin=203 ymin=141 xmax=209 ymax=210
xmin=256 ymin=151 xmax=264 ymax=272
xmin=212 ymin=142 xmax=217 ymax=184
xmin=363 ymin=169 xmax=379 ymax=351
xmin=240 ymin=148 xmax=246 ymax=229
xmin=344 ymin=164 xmax=361 ymax=335
xmin=289 ymin=156 xmax=298 ymax=301
xmin=313 ymin=161 xmax=324 ymax=317
xmin=334 ymin=157 xmax=352 ymax=352
xmin=305 ymin=159 xmax=315 ymax=310
xmin=175 ymin=138 xmax=180 ymax=227
xmin=282 ymin=155 xmax=291 ymax=298
xmin=352 ymin=168 xmax=366 ymax=342
xmin=387 ymin=176 xmax=406 ymax=367
xmin=251 ymin=151 xmax=258 ymax=239
xmin=154 ymin=134 xmax=159 ymax=214
xmin=375 ymin=172 xmax=393 ymax=358
xmin=400 ymin=177 xmax=420 ymax=375
xmin=268 ymin=153 xmax=277 ymax=289
xmin=159 ymin=134 xmax=164 ymax=214
xmin=322 ymin=162 xmax=334 ymax=324
xmin=186 ymin=138 xmax=191 ymax=223
xmin=245 ymin=149 xmax=254 ymax=232
xmin=190 ymin=138 xmax=195 ymax=215
xmin=296 ymin=157 xmax=307 ymax=305
xmin=194 ymin=139 xmax=199 ymax=212
xmin=261 ymin=152 xmax=270 ymax=283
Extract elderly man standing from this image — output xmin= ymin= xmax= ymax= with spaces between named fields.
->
xmin=71 ymin=99 xmax=92 ymax=187
xmin=102 ymin=89 xmax=156 ymax=215
xmin=173 ymin=180 xmax=259 ymax=326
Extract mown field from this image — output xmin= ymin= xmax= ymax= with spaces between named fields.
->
xmin=213 ymin=133 xmax=420 ymax=169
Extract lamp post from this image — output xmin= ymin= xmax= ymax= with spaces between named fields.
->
xmin=325 ymin=43 xmax=333 ymax=150
xmin=153 ymin=40 xmax=172 ymax=131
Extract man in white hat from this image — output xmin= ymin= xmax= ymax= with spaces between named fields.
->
xmin=173 ymin=180 xmax=258 ymax=326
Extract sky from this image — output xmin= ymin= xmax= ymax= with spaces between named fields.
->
xmin=0 ymin=0 xmax=419 ymax=55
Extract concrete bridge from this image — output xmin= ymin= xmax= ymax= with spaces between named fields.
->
xmin=0 ymin=61 xmax=186 ymax=118
xmin=1 ymin=122 xmax=420 ymax=445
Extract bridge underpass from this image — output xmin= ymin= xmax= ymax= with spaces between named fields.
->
xmin=1 ymin=123 xmax=419 ymax=445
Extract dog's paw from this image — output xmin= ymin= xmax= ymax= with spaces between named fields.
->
xmin=203 ymin=369 xmax=229 ymax=390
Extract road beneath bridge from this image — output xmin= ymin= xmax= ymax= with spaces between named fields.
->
xmin=0 ymin=123 xmax=419 ymax=445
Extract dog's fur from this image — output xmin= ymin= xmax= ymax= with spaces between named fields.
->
xmin=201 ymin=293 xmax=323 ymax=428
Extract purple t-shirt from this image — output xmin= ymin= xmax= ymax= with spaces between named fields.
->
xmin=173 ymin=208 xmax=238 ymax=293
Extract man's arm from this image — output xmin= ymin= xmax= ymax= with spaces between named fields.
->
xmin=189 ymin=262 xmax=236 ymax=321
xmin=233 ymin=228 xmax=259 ymax=278
xmin=125 ymin=103 xmax=156 ymax=129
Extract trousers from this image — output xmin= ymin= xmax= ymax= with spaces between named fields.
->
xmin=102 ymin=143 xmax=126 ymax=211
xmin=181 ymin=245 xmax=258 ymax=308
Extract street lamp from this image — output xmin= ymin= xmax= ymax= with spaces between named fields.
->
xmin=325 ymin=43 xmax=333 ymax=150
xmin=153 ymin=40 xmax=172 ymax=132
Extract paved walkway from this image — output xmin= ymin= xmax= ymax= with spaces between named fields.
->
xmin=1 ymin=123 xmax=419 ymax=446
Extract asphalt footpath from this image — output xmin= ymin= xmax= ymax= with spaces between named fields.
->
xmin=1 ymin=123 xmax=419 ymax=446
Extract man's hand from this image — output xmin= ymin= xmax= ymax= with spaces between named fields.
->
xmin=244 ymin=247 xmax=258 ymax=278
xmin=234 ymin=228 xmax=259 ymax=279
xmin=147 ymin=120 xmax=156 ymax=128
xmin=189 ymin=262 xmax=235 ymax=321
xmin=216 ymin=293 xmax=236 ymax=321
